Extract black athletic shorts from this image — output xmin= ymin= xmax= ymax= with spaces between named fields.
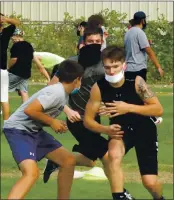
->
xmin=125 ymin=69 xmax=147 ymax=81
xmin=112 ymin=116 xmax=158 ymax=175
xmin=67 ymin=117 xmax=108 ymax=161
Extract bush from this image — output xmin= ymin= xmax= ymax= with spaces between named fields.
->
xmin=9 ymin=10 xmax=173 ymax=84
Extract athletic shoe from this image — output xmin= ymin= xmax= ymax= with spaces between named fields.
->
xmin=151 ymin=117 xmax=163 ymax=125
xmin=43 ymin=159 xmax=59 ymax=183
xmin=123 ymin=189 xmax=135 ymax=200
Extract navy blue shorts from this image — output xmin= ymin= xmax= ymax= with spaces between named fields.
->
xmin=3 ymin=128 xmax=62 ymax=164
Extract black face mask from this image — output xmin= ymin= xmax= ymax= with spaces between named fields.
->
xmin=78 ymin=44 xmax=101 ymax=68
xmin=77 ymin=30 xmax=80 ymax=36
xmin=142 ymin=19 xmax=147 ymax=30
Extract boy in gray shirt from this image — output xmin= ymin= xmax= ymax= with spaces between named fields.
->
xmin=3 ymin=60 xmax=84 ymax=199
xmin=124 ymin=11 xmax=164 ymax=81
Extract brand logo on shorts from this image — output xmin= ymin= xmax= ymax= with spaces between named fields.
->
xmin=30 ymin=152 xmax=35 ymax=156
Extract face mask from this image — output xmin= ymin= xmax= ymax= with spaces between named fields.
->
xmin=78 ymin=43 xmax=101 ymax=68
xmin=142 ymin=19 xmax=147 ymax=30
xmin=105 ymin=64 xmax=126 ymax=83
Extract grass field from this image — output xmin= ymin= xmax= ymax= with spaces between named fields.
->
xmin=1 ymin=85 xmax=173 ymax=199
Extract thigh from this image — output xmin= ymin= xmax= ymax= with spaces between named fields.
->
xmin=3 ymin=128 xmax=37 ymax=164
xmin=19 ymin=159 xmax=39 ymax=175
xmin=45 ymin=146 xmax=74 ymax=167
xmin=36 ymin=130 xmax=62 ymax=161
xmin=67 ymin=119 xmax=108 ymax=161
xmin=134 ymin=120 xmax=158 ymax=175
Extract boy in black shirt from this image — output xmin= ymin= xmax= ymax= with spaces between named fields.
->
xmin=0 ymin=13 xmax=20 ymax=120
xmin=8 ymin=29 xmax=50 ymax=102
xmin=84 ymin=46 xmax=165 ymax=200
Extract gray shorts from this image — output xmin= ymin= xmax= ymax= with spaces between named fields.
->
xmin=9 ymin=73 xmax=28 ymax=93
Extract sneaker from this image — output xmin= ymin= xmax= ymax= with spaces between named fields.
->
xmin=123 ymin=189 xmax=135 ymax=200
xmin=150 ymin=117 xmax=163 ymax=125
xmin=43 ymin=159 xmax=59 ymax=183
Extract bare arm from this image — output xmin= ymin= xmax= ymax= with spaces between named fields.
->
xmin=84 ymin=83 xmax=123 ymax=138
xmin=2 ymin=16 xmax=20 ymax=26
xmin=8 ymin=58 xmax=17 ymax=69
xmin=145 ymin=47 xmax=164 ymax=76
xmin=24 ymin=99 xmax=67 ymax=133
xmin=33 ymin=56 xmax=50 ymax=82
xmin=132 ymin=76 xmax=163 ymax=116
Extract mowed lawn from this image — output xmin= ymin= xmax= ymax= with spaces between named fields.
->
xmin=1 ymin=84 xmax=173 ymax=199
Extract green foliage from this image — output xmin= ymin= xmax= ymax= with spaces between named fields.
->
xmin=8 ymin=10 xmax=173 ymax=84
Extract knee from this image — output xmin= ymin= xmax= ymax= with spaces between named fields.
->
xmin=108 ymin=149 xmax=123 ymax=163
xmin=142 ymin=177 xmax=159 ymax=190
xmin=62 ymin=155 xmax=76 ymax=168
xmin=22 ymin=167 xmax=40 ymax=180
xmin=88 ymin=160 xmax=96 ymax=167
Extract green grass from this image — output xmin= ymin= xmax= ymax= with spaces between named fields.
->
xmin=1 ymin=85 xmax=173 ymax=199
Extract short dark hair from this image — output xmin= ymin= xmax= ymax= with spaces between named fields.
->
xmin=51 ymin=64 xmax=60 ymax=79
xmin=57 ymin=60 xmax=84 ymax=83
xmin=101 ymin=46 xmax=125 ymax=63
xmin=88 ymin=14 xmax=104 ymax=28
xmin=83 ymin=27 xmax=103 ymax=42
xmin=80 ymin=21 xmax=87 ymax=27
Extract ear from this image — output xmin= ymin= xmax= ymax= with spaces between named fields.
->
xmin=122 ymin=62 xmax=127 ymax=71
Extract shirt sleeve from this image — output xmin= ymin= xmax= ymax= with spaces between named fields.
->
xmin=137 ymin=30 xmax=150 ymax=49
xmin=4 ymin=25 xmax=16 ymax=37
xmin=37 ymin=90 xmax=60 ymax=111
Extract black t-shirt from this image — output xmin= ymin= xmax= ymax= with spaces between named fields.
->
xmin=0 ymin=25 xmax=16 ymax=70
xmin=8 ymin=41 xmax=34 ymax=79
xmin=97 ymin=77 xmax=151 ymax=129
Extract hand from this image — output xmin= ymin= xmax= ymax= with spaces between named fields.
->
xmin=105 ymin=124 xmax=124 ymax=139
xmin=50 ymin=119 xmax=68 ymax=133
xmin=98 ymin=102 xmax=111 ymax=117
xmin=0 ymin=16 xmax=6 ymax=23
xmin=158 ymin=67 xmax=164 ymax=77
xmin=105 ymin=101 xmax=131 ymax=118
xmin=65 ymin=108 xmax=81 ymax=123
xmin=79 ymin=26 xmax=85 ymax=36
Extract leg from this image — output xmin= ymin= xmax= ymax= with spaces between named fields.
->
xmin=104 ymin=139 xmax=125 ymax=193
xmin=74 ymin=152 xmax=96 ymax=167
xmin=20 ymin=91 xmax=29 ymax=103
xmin=8 ymin=159 xmax=39 ymax=199
xmin=141 ymin=175 xmax=163 ymax=199
xmin=1 ymin=102 xmax=10 ymax=120
xmin=134 ymin=119 xmax=164 ymax=199
xmin=46 ymin=147 xmax=76 ymax=199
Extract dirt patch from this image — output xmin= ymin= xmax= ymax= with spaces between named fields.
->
xmin=1 ymin=170 xmax=173 ymax=184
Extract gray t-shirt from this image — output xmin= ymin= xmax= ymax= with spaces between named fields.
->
xmin=67 ymin=56 xmax=104 ymax=117
xmin=4 ymin=83 xmax=68 ymax=132
xmin=124 ymin=27 xmax=150 ymax=72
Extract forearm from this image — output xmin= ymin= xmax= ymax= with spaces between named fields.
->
xmin=5 ymin=17 xmax=20 ymax=26
xmin=83 ymin=117 xmax=108 ymax=135
xmin=129 ymin=104 xmax=163 ymax=117
xmin=147 ymin=51 xmax=161 ymax=69
xmin=39 ymin=68 xmax=50 ymax=82
xmin=8 ymin=58 xmax=17 ymax=69
xmin=63 ymin=105 xmax=71 ymax=114
xmin=24 ymin=110 xmax=53 ymax=126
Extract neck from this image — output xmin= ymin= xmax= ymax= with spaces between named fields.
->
xmin=134 ymin=24 xmax=142 ymax=29
xmin=109 ymin=77 xmax=125 ymax=88
xmin=61 ymin=82 xmax=74 ymax=94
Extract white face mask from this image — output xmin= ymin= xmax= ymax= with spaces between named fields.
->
xmin=105 ymin=69 xmax=124 ymax=83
